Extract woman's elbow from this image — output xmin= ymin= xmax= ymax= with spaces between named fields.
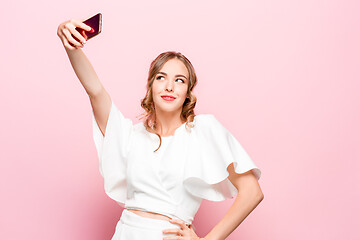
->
xmin=253 ymin=178 xmax=264 ymax=202
xmin=238 ymin=185 xmax=264 ymax=203
xmin=257 ymin=190 xmax=264 ymax=202
xmin=248 ymin=184 xmax=264 ymax=204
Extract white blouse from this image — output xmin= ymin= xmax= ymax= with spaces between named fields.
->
xmin=92 ymin=100 xmax=261 ymax=226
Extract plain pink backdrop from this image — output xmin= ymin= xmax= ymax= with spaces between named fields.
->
xmin=1 ymin=0 xmax=359 ymax=239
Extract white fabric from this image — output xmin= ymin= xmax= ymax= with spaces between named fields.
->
xmin=92 ymin=100 xmax=261 ymax=225
xmin=111 ymin=209 xmax=182 ymax=240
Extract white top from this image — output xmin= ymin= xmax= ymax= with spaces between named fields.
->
xmin=92 ymin=100 xmax=261 ymax=226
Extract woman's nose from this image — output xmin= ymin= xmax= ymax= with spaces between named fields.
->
xmin=165 ymin=80 xmax=174 ymax=92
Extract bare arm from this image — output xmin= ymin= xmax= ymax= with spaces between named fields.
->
xmin=204 ymin=165 xmax=264 ymax=240
xmin=64 ymin=47 xmax=104 ymax=97
xmin=90 ymin=88 xmax=112 ymax=137
xmin=57 ymin=19 xmax=103 ymax=97
xmin=57 ymin=18 xmax=112 ymax=136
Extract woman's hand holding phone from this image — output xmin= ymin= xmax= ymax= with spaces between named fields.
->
xmin=57 ymin=19 xmax=93 ymax=50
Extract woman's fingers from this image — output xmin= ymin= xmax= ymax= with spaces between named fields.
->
xmin=76 ymin=18 xmax=93 ymax=32
xmin=71 ymin=19 xmax=92 ymax=40
xmin=62 ymin=27 xmax=83 ymax=47
xmin=65 ymin=21 xmax=87 ymax=44
xmin=59 ymin=33 xmax=77 ymax=50
xmin=169 ymin=219 xmax=187 ymax=229
xmin=163 ymin=228 xmax=183 ymax=234
xmin=57 ymin=18 xmax=93 ymax=50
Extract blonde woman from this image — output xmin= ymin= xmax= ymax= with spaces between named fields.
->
xmin=57 ymin=18 xmax=264 ymax=240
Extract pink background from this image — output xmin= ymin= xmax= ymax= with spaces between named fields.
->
xmin=1 ymin=0 xmax=359 ymax=239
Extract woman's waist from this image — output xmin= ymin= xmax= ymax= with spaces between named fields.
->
xmin=124 ymin=196 xmax=197 ymax=225
xmin=126 ymin=208 xmax=172 ymax=221
xmin=125 ymin=208 xmax=193 ymax=229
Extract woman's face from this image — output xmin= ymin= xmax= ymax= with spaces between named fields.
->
xmin=152 ymin=58 xmax=189 ymax=115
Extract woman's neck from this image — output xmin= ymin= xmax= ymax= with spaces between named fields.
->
xmin=154 ymin=109 xmax=184 ymax=136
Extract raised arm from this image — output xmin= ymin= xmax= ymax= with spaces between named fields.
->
xmin=57 ymin=18 xmax=111 ymax=137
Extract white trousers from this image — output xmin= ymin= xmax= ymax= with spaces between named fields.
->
xmin=111 ymin=209 xmax=182 ymax=240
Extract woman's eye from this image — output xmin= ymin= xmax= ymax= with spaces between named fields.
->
xmin=176 ymin=78 xmax=185 ymax=83
xmin=156 ymin=76 xmax=165 ymax=80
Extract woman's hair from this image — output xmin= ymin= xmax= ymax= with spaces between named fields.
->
xmin=138 ymin=51 xmax=198 ymax=152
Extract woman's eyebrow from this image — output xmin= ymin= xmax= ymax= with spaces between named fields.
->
xmin=158 ymin=71 xmax=188 ymax=80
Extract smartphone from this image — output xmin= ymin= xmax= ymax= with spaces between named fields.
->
xmin=75 ymin=13 xmax=102 ymax=41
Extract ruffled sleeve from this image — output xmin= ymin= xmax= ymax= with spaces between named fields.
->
xmin=182 ymin=114 xmax=261 ymax=201
xmin=92 ymin=100 xmax=133 ymax=207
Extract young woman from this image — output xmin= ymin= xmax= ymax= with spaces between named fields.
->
xmin=57 ymin=18 xmax=264 ymax=240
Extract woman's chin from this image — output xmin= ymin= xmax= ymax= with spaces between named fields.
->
xmin=155 ymin=105 xmax=182 ymax=114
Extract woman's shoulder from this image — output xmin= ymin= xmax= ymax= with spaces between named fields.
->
xmin=193 ymin=113 xmax=224 ymax=131
xmin=194 ymin=113 xmax=220 ymax=124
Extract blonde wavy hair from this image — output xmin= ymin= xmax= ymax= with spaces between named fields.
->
xmin=138 ymin=51 xmax=198 ymax=152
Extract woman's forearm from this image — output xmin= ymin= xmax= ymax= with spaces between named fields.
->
xmin=65 ymin=47 xmax=103 ymax=97
xmin=204 ymin=191 xmax=264 ymax=240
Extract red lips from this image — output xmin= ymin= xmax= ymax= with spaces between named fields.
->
xmin=161 ymin=95 xmax=176 ymax=101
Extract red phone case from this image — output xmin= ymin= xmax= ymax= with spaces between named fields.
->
xmin=75 ymin=13 xmax=102 ymax=41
